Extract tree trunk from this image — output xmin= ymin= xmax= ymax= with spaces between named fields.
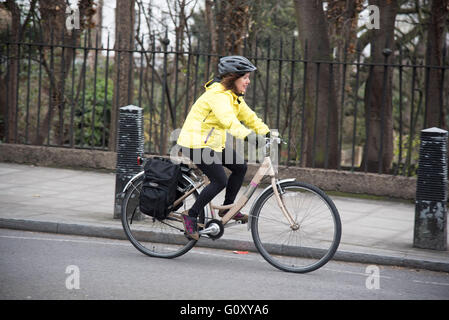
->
xmin=205 ymin=0 xmax=219 ymax=70
xmin=326 ymin=0 xmax=363 ymax=167
xmin=293 ymin=0 xmax=339 ymax=169
xmin=361 ymin=0 xmax=398 ymax=174
xmin=0 ymin=6 xmax=12 ymax=141
xmin=110 ymin=0 xmax=135 ymax=151
xmin=35 ymin=0 xmax=69 ymax=146
xmin=88 ymin=0 xmax=103 ymax=70
xmin=1 ymin=0 xmax=20 ymax=143
xmin=424 ymin=0 xmax=448 ymax=128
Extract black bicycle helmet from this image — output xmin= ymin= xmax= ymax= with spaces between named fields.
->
xmin=218 ymin=55 xmax=257 ymax=78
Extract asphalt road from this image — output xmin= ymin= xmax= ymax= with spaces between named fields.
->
xmin=1 ymin=228 xmax=448 ymax=301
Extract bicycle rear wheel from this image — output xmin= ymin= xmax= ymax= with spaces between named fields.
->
xmin=121 ymin=174 xmax=204 ymax=258
xmin=250 ymin=181 xmax=341 ymax=273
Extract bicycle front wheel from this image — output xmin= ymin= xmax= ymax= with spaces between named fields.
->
xmin=121 ymin=174 xmax=204 ymax=259
xmin=250 ymin=181 xmax=341 ymax=273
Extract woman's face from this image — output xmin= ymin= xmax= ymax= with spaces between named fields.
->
xmin=234 ymin=73 xmax=251 ymax=94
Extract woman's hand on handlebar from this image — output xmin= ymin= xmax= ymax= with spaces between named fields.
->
xmin=245 ymin=131 xmax=267 ymax=148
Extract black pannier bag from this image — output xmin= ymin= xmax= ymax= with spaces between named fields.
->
xmin=139 ymin=157 xmax=182 ymax=220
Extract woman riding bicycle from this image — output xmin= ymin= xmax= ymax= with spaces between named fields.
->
xmin=177 ymin=55 xmax=270 ymax=240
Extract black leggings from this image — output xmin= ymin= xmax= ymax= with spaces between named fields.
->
xmin=180 ymin=147 xmax=247 ymax=218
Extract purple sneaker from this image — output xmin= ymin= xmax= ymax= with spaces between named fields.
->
xmin=218 ymin=209 xmax=248 ymax=223
xmin=181 ymin=211 xmax=199 ymax=240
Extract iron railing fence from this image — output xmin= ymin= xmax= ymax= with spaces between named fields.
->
xmin=1 ymin=28 xmax=448 ymax=176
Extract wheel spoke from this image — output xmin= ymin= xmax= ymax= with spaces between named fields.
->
xmin=121 ymin=176 xmax=204 ymax=258
xmin=251 ymin=182 xmax=341 ymax=273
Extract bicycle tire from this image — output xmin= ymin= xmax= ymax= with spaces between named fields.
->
xmin=121 ymin=173 xmax=204 ymax=259
xmin=250 ymin=181 xmax=341 ymax=273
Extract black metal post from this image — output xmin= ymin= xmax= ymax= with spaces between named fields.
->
xmin=378 ymin=47 xmax=392 ymax=174
xmin=251 ymin=37 xmax=258 ymax=114
xmin=90 ymin=31 xmax=99 ymax=149
xmin=312 ymin=62 xmax=320 ymax=168
xmin=299 ymin=40 xmax=308 ymax=167
xmin=113 ymin=105 xmax=144 ymax=219
xmin=351 ymin=48 xmax=361 ymax=172
xmin=264 ymin=37 xmax=271 ymax=123
xmin=414 ymin=127 xmax=448 ymax=251
xmin=47 ymin=28 xmax=54 ymax=146
xmin=102 ymin=34 xmax=110 ymax=150
xmin=338 ymin=42 xmax=348 ymax=171
xmin=70 ymin=31 xmax=76 ymax=148
xmin=25 ymin=42 xmax=31 ymax=144
xmin=59 ymin=28 xmax=67 ymax=147
xmin=396 ymin=46 xmax=404 ymax=176
xmin=80 ymin=33 xmax=88 ymax=147
xmin=160 ymin=30 xmax=169 ymax=155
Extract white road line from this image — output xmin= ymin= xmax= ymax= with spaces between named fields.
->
xmin=0 ymin=234 xmax=130 ymax=246
xmin=322 ymin=267 xmax=393 ymax=279
xmin=0 ymin=233 xmax=259 ymax=262
xmin=413 ymin=280 xmax=449 ymax=287
xmin=2 ymin=233 xmax=449 ymax=287
xmin=323 ymin=267 xmax=449 ymax=287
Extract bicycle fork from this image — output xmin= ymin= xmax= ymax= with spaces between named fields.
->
xmin=242 ymin=157 xmax=299 ymax=231
xmin=270 ymin=177 xmax=299 ymax=230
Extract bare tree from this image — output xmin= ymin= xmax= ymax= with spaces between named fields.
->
xmin=34 ymin=0 xmax=95 ymax=146
xmin=204 ymin=0 xmax=218 ymax=67
xmin=293 ymin=0 xmax=340 ymax=169
xmin=88 ymin=0 xmax=103 ymax=70
xmin=0 ymin=0 xmax=23 ymax=143
xmin=1 ymin=0 xmax=95 ymax=145
xmin=326 ymin=0 xmax=363 ymax=125
xmin=361 ymin=0 xmax=398 ymax=174
xmin=0 ymin=5 xmax=11 ymax=140
xmin=424 ymin=0 xmax=448 ymax=128
xmin=109 ymin=0 xmax=136 ymax=151
xmin=207 ymin=0 xmax=252 ymax=56
xmin=134 ymin=0 xmax=198 ymax=132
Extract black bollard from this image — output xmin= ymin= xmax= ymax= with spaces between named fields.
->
xmin=114 ymin=105 xmax=144 ymax=219
xmin=413 ymin=127 xmax=448 ymax=251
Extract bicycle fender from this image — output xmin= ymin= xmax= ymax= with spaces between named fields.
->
xmin=247 ymin=178 xmax=296 ymax=231
xmin=121 ymin=171 xmax=145 ymax=194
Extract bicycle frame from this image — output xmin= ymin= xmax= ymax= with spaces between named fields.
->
xmin=217 ymin=156 xmax=296 ymax=227
xmin=172 ymin=154 xmax=297 ymax=230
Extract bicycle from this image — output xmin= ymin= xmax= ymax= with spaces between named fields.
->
xmin=120 ymin=132 xmax=342 ymax=273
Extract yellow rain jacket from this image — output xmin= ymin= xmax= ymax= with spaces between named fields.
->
xmin=177 ymin=81 xmax=270 ymax=152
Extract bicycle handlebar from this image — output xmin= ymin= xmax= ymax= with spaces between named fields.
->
xmin=262 ymin=133 xmax=286 ymax=157
xmin=265 ymin=133 xmax=286 ymax=145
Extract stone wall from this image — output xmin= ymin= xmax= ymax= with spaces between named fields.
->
xmin=0 ymin=143 xmax=115 ymax=170
xmin=0 ymin=143 xmax=417 ymax=199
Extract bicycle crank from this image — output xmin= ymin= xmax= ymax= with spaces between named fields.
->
xmin=200 ymin=219 xmax=224 ymax=240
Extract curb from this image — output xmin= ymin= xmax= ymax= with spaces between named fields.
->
xmin=1 ymin=218 xmax=448 ymax=273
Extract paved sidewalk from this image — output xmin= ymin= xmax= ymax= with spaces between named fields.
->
xmin=0 ymin=162 xmax=448 ymax=272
